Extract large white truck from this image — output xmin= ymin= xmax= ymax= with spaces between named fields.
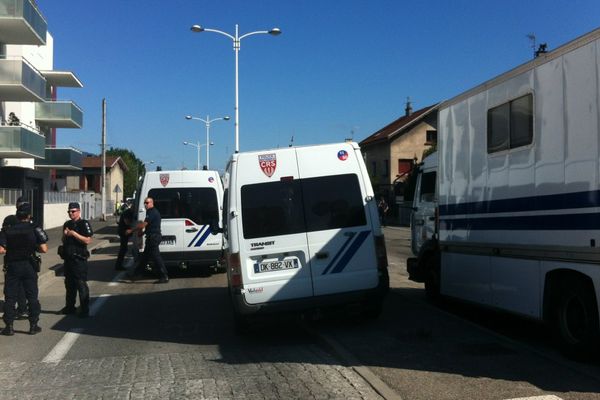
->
xmin=407 ymin=27 xmax=600 ymax=358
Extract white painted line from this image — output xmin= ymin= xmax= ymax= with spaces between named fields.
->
xmin=42 ymin=328 xmax=83 ymax=363
xmin=42 ymin=294 xmax=112 ymax=363
xmin=108 ymin=271 xmax=127 ymax=286
xmin=505 ymin=396 xmax=563 ymax=400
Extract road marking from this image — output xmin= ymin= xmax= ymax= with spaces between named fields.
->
xmin=42 ymin=293 xmax=113 ymax=364
xmin=42 ymin=328 xmax=83 ymax=363
xmin=108 ymin=271 xmax=127 ymax=286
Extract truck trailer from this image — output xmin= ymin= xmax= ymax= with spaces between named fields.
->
xmin=407 ymin=27 xmax=600 ymax=358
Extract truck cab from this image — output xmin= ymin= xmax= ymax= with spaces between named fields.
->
xmin=410 ymin=152 xmax=437 ymax=256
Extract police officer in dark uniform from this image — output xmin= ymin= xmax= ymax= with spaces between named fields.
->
xmin=0 ymin=203 xmax=48 ymax=335
xmin=2 ymin=196 xmax=29 ymax=319
xmin=60 ymin=202 xmax=93 ymax=318
xmin=115 ymin=201 xmax=134 ymax=271
xmin=129 ymin=197 xmax=168 ymax=284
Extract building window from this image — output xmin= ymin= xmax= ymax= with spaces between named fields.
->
xmin=487 ymin=94 xmax=533 ymax=153
xmin=371 ymin=161 xmax=377 ymax=176
xmin=398 ymin=159 xmax=413 ymax=179
xmin=425 ymin=130 xmax=437 ymax=144
xmin=383 ymin=160 xmax=389 ymax=177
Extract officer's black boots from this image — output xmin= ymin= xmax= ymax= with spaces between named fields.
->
xmin=28 ymin=323 xmax=41 ymax=335
xmin=1 ymin=324 xmax=14 ymax=336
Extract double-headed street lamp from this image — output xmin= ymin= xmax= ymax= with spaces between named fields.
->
xmin=183 ymin=141 xmax=214 ymax=170
xmin=185 ymin=114 xmax=230 ymax=169
xmin=190 ymin=23 xmax=281 ymax=153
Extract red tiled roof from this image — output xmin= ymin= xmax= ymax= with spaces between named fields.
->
xmin=82 ymin=156 xmax=128 ymax=172
xmin=359 ymin=104 xmax=438 ymax=146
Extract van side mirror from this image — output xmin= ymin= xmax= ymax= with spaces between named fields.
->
xmin=209 ymin=220 xmax=223 ymax=235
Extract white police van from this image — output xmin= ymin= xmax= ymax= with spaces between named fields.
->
xmin=221 ymin=142 xmax=389 ymax=328
xmin=136 ymin=170 xmax=225 ymax=271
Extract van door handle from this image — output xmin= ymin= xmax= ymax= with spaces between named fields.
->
xmin=186 ymin=228 xmax=198 ymax=233
xmin=316 ymin=251 xmax=329 ymax=259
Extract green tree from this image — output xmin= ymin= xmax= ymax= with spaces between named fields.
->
xmin=106 ymin=147 xmax=146 ymax=198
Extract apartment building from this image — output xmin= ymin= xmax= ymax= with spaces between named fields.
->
xmin=0 ymin=0 xmax=83 ymax=221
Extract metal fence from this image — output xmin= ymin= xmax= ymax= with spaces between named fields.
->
xmin=0 ymin=188 xmax=22 ymax=206
xmin=44 ymin=191 xmax=81 ymax=204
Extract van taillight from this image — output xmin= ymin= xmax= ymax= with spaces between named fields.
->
xmin=185 ymin=219 xmax=194 ymax=226
xmin=375 ymin=235 xmax=388 ymax=270
xmin=229 ymin=252 xmax=242 ymax=288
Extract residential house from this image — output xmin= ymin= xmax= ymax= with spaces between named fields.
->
xmin=359 ymin=101 xmax=438 ymax=224
xmin=81 ymin=156 xmax=128 ymax=210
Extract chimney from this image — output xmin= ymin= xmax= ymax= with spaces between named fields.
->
xmin=405 ymin=97 xmax=413 ymax=117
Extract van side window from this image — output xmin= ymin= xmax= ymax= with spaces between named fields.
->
xmin=302 ymin=174 xmax=366 ymax=231
xmin=240 ymin=173 xmax=367 ymax=239
xmin=147 ymin=188 xmax=219 ymax=225
xmin=222 ymin=188 xmax=229 ymax=239
xmin=487 ymin=93 xmax=533 ymax=153
xmin=419 ymin=171 xmax=437 ymax=203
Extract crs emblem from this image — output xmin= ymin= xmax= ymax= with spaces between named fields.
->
xmin=337 ymin=150 xmax=349 ymax=161
xmin=208 ymin=177 xmax=214 ymax=183
xmin=258 ymin=153 xmax=277 ymax=177
xmin=159 ymin=174 xmax=170 ymax=187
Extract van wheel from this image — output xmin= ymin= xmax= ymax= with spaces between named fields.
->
xmin=553 ymin=277 xmax=600 ymax=359
xmin=233 ymin=312 xmax=251 ymax=335
xmin=424 ymin=254 xmax=441 ymax=302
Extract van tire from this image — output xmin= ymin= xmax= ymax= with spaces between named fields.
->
xmin=553 ymin=277 xmax=600 ymax=359
xmin=423 ymin=252 xmax=441 ymax=302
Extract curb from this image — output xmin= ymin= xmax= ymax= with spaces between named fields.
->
xmin=302 ymin=324 xmax=402 ymax=400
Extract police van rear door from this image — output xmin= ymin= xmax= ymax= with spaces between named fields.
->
xmin=236 ymin=148 xmax=313 ymax=304
xmin=295 ymin=143 xmax=379 ymax=296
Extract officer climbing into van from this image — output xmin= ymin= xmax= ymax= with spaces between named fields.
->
xmin=115 ymin=200 xmax=135 ymax=271
xmin=128 ymin=197 xmax=169 ymax=284
xmin=0 ymin=202 xmax=48 ymax=335
xmin=60 ymin=202 xmax=93 ymax=318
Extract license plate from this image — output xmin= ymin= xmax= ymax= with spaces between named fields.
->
xmin=254 ymin=259 xmax=299 ymax=273
xmin=161 ymin=236 xmax=176 ymax=245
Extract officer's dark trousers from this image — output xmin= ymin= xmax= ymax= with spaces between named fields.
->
xmin=3 ymin=260 xmax=40 ymax=324
xmin=135 ymin=234 xmax=167 ymax=279
xmin=115 ymin=234 xmax=129 ymax=269
xmin=64 ymin=257 xmax=90 ymax=312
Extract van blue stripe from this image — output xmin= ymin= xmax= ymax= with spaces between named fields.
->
xmin=440 ymin=189 xmax=600 ymax=217
xmin=194 ymin=226 xmax=212 ymax=247
xmin=187 ymin=226 xmax=206 ymax=247
xmin=441 ymin=212 xmax=600 ymax=231
xmin=321 ymin=232 xmax=356 ymax=275
xmin=330 ymin=230 xmax=371 ymax=274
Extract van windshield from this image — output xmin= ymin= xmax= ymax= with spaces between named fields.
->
xmin=147 ymin=188 xmax=218 ymax=225
xmin=241 ymin=173 xmax=366 ymax=239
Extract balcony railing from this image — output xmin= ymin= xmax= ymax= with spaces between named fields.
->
xmin=36 ymin=146 xmax=83 ymax=170
xmin=35 ymin=100 xmax=83 ymax=128
xmin=0 ymin=0 xmax=47 ymax=45
xmin=0 ymin=57 xmax=46 ymax=101
xmin=0 ymin=123 xmax=45 ymax=158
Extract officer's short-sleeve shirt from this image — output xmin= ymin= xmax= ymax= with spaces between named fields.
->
xmin=144 ymin=207 xmax=161 ymax=235
xmin=0 ymin=221 xmax=47 ymax=250
xmin=63 ymin=218 xmax=93 ymax=249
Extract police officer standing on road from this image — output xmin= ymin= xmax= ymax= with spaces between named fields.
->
xmin=0 ymin=203 xmax=48 ymax=335
xmin=2 ymin=196 xmax=29 ymax=320
xmin=128 ymin=197 xmax=168 ymax=284
xmin=60 ymin=202 xmax=93 ymax=318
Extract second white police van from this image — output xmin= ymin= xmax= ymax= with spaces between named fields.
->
xmin=136 ymin=170 xmax=225 ymax=271
xmin=221 ymin=141 xmax=389 ymax=328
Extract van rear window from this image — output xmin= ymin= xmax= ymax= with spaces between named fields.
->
xmin=241 ymin=173 xmax=366 ymax=239
xmin=147 ymin=188 xmax=218 ymax=225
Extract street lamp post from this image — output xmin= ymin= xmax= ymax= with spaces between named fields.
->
xmin=191 ymin=24 xmax=281 ymax=153
xmin=185 ymin=114 xmax=230 ymax=169
xmin=183 ymin=141 xmax=214 ymax=170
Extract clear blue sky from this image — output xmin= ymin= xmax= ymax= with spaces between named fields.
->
xmin=42 ymin=0 xmax=600 ymax=172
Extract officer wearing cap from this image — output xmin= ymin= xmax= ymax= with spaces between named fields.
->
xmin=60 ymin=202 xmax=93 ymax=318
xmin=2 ymin=196 xmax=29 ymax=320
xmin=0 ymin=202 xmax=48 ymax=335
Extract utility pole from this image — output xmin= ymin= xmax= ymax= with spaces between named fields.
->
xmin=101 ymin=98 xmax=107 ymax=221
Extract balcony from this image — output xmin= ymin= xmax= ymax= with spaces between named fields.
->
xmin=0 ymin=0 xmax=47 ymax=45
xmin=36 ymin=147 xmax=82 ymax=170
xmin=0 ymin=57 xmax=46 ymax=101
xmin=36 ymin=100 xmax=83 ymax=128
xmin=0 ymin=123 xmax=45 ymax=158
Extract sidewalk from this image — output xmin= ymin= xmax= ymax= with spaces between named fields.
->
xmin=0 ymin=216 xmax=119 ymax=289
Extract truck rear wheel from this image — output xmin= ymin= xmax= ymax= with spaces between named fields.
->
xmin=554 ymin=277 xmax=600 ymax=359
xmin=423 ymin=254 xmax=441 ymax=302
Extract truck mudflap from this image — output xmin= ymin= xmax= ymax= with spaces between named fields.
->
xmin=407 ymin=238 xmax=439 ymax=283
